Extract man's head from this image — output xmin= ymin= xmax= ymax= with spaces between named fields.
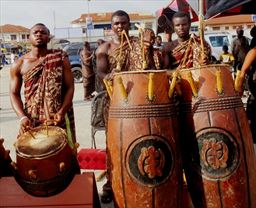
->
xmin=30 ymin=23 xmax=50 ymax=47
xmin=83 ymin=41 xmax=90 ymax=50
xmin=236 ymin=27 xmax=244 ymax=38
xmin=97 ymin=39 xmax=105 ymax=46
xmin=155 ymin=35 xmax=162 ymax=46
xmin=250 ymin=26 xmax=256 ymax=38
xmin=111 ymin=10 xmax=130 ymax=37
xmin=172 ymin=12 xmax=191 ymax=40
xmin=222 ymin=45 xmax=228 ymax=53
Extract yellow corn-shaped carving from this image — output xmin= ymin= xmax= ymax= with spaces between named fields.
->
xmin=148 ymin=73 xmax=154 ymax=101
xmin=107 ymin=80 xmax=113 ymax=93
xmin=168 ymin=71 xmax=178 ymax=98
xmin=234 ymin=70 xmax=241 ymax=92
xmin=117 ymin=76 xmax=128 ymax=101
xmin=216 ymin=70 xmax=223 ymax=94
xmin=103 ymin=79 xmax=113 ymax=100
xmin=143 ymin=60 xmax=148 ymax=70
xmin=187 ymin=71 xmax=198 ymax=97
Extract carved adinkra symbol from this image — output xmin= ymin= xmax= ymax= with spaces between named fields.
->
xmin=201 ymin=138 xmax=229 ymax=170
xmin=138 ymin=146 xmax=165 ymax=179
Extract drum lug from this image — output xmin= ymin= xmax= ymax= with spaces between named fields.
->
xmin=28 ymin=169 xmax=37 ymax=180
xmin=59 ymin=162 xmax=66 ymax=173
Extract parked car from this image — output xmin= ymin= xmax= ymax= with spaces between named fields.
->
xmin=204 ymin=32 xmax=234 ymax=62
xmin=63 ymin=42 xmax=98 ymax=83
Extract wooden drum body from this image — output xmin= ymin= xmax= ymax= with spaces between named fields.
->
xmin=15 ymin=126 xmax=79 ymax=196
xmin=178 ymin=64 xmax=256 ymax=207
xmin=108 ymin=70 xmax=182 ymax=208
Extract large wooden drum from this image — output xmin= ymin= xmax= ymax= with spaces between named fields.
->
xmin=107 ymin=70 xmax=182 ymax=208
xmin=15 ymin=126 xmax=80 ymax=197
xmin=178 ymin=64 xmax=256 ymax=207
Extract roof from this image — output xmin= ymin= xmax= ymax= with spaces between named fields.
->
xmin=71 ymin=12 xmax=155 ymax=24
xmin=205 ymin=15 xmax=254 ymax=25
xmin=0 ymin=24 xmax=30 ymax=33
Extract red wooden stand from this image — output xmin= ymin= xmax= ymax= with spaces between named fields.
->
xmin=0 ymin=172 xmax=101 ymax=208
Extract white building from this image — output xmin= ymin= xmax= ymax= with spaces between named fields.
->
xmin=0 ymin=24 xmax=30 ymax=43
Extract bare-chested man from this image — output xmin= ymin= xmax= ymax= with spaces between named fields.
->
xmin=10 ymin=23 xmax=76 ymax=143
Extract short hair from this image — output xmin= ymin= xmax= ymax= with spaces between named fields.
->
xmin=222 ymin=45 xmax=228 ymax=51
xmin=111 ymin=10 xmax=130 ymax=22
xmin=30 ymin=23 xmax=50 ymax=35
xmin=250 ymin=26 xmax=256 ymax=37
xmin=156 ymin=35 xmax=162 ymax=40
xmin=172 ymin=11 xmax=191 ymax=24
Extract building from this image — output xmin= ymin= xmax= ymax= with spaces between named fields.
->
xmin=205 ymin=15 xmax=256 ymax=37
xmin=64 ymin=12 xmax=156 ymax=41
xmin=0 ymin=24 xmax=30 ymax=43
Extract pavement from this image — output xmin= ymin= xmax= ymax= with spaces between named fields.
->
xmin=0 ymin=65 xmax=114 ymax=208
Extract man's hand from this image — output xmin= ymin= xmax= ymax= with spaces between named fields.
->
xmin=54 ymin=112 xmax=65 ymax=125
xmin=19 ymin=116 xmax=32 ymax=135
xmin=143 ymin=28 xmax=155 ymax=49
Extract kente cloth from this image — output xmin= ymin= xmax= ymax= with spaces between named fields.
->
xmin=169 ymin=34 xmax=211 ymax=70
xmin=22 ymin=49 xmax=76 ymax=142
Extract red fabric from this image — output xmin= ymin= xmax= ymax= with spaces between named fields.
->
xmin=77 ymin=149 xmax=106 ymax=170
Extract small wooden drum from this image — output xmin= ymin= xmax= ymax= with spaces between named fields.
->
xmin=177 ymin=64 xmax=256 ymax=207
xmin=107 ymin=70 xmax=183 ymax=208
xmin=15 ymin=126 xmax=80 ymax=197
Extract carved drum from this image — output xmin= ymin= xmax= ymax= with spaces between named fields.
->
xmin=177 ymin=64 xmax=256 ymax=207
xmin=15 ymin=126 xmax=80 ymax=196
xmin=107 ymin=70 xmax=182 ymax=208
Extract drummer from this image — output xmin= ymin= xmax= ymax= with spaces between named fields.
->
xmin=9 ymin=23 xmax=76 ymax=143
xmin=95 ymin=10 xmax=160 ymax=203
xmin=163 ymin=11 xmax=211 ymax=70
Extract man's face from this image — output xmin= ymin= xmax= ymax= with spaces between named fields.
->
xmin=29 ymin=25 xmax=50 ymax=47
xmin=111 ymin=15 xmax=130 ymax=37
xmin=172 ymin=16 xmax=190 ymax=39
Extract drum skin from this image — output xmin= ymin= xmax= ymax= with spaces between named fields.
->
xmin=178 ymin=65 xmax=256 ymax=208
xmin=15 ymin=126 xmax=79 ymax=196
xmin=108 ymin=70 xmax=183 ymax=208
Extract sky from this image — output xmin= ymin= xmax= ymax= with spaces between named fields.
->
xmin=0 ymin=0 xmax=170 ymax=32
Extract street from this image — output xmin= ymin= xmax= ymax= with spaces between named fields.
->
xmin=0 ymin=65 xmax=114 ymax=208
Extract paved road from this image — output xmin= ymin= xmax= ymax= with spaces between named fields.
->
xmin=0 ymin=65 xmax=114 ymax=207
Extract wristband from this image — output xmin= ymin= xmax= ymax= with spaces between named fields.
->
xmin=19 ymin=116 xmax=28 ymax=122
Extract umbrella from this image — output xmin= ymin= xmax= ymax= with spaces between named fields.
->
xmin=156 ymin=0 xmax=256 ymax=34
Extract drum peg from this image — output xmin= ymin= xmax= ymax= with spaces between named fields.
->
xmin=103 ymin=79 xmax=113 ymax=100
xmin=216 ymin=70 xmax=223 ymax=94
xmin=168 ymin=71 xmax=178 ymax=99
xmin=28 ymin=169 xmax=37 ymax=180
xmin=117 ymin=76 xmax=128 ymax=102
xmin=59 ymin=162 xmax=66 ymax=173
xmin=148 ymin=73 xmax=155 ymax=101
xmin=186 ymin=71 xmax=198 ymax=97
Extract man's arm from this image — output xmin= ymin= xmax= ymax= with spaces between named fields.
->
xmin=10 ymin=59 xmax=31 ymax=134
xmin=54 ymin=55 xmax=74 ymax=122
xmin=95 ymin=42 xmax=111 ymax=79
xmin=236 ymin=48 xmax=256 ymax=94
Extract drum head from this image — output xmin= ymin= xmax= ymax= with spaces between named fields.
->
xmin=16 ymin=126 xmax=67 ymax=158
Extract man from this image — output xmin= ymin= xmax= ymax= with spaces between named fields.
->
xmin=163 ymin=11 xmax=211 ymax=70
xmin=154 ymin=35 xmax=163 ymax=49
xmin=236 ymin=47 xmax=256 ymax=144
xmin=80 ymin=41 xmax=95 ymax=101
xmin=231 ymin=27 xmax=250 ymax=72
xmin=10 ymin=23 xmax=76 ymax=144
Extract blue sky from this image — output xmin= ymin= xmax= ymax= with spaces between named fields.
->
xmin=0 ymin=0 xmax=170 ymax=32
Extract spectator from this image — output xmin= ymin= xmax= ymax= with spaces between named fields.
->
xmin=250 ymin=25 xmax=256 ymax=49
xmin=231 ymin=27 xmax=250 ymax=72
xmin=219 ymin=45 xmax=235 ymax=66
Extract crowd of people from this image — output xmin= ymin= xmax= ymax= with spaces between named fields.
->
xmin=6 ymin=9 xmax=256 ymax=204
